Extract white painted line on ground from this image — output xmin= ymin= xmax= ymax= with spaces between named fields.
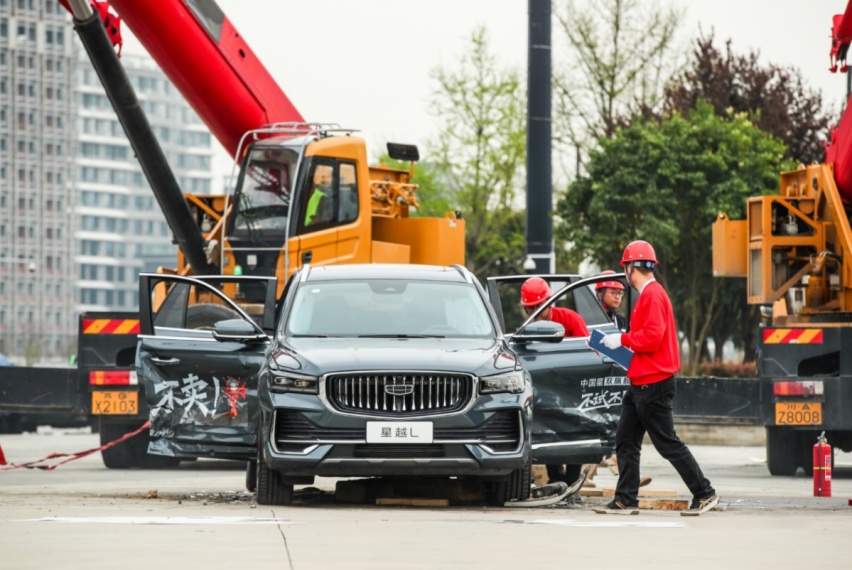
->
xmin=503 ymin=518 xmax=685 ymax=528
xmin=3 ymin=516 xmax=302 ymax=525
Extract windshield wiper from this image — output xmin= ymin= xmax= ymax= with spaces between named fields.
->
xmin=356 ymin=334 xmax=445 ymax=339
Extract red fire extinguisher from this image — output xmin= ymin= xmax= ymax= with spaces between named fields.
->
xmin=813 ymin=431 xmax=832 ymax=498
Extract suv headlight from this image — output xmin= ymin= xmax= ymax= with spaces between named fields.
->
xmin=480 ymin=370 xmax=525 ymax=394
xmin=268 ymin=370 xmax=319 ymax=394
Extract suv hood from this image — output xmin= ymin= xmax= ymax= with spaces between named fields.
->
xmin=284 ymin=337 xmax=511 ymax=376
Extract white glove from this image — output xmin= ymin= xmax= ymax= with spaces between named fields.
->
xmin=602 ymin=333 xmax=622 ymax=349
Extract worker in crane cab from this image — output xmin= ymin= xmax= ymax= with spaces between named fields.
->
xmin=304 ymin=165 xmax=334 ymax=226
xmin=520 ymin=277 xmax=589 ymax=338
xmin=595 ymin=270 xmax=627 ymax=331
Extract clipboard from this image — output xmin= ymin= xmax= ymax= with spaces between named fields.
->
xmin=589 ymin=329 xmax=633 ymax=371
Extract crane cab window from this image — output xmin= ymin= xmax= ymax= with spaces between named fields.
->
xmin=232 ymin=148 xmax=296 ymax=236
xmin=300 ymin=160 xmax=358 ymax=233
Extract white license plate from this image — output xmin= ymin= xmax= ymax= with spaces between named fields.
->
xmin=366 ymin=422 xmax=433 ymax=444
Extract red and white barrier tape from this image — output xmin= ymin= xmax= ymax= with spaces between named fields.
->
xmin=0 ymin=420 xmax=150 ymax=471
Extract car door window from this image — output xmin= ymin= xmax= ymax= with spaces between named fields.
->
xmin=491 ymin=277 xmax=611 ymax=335
xmin=485 ymin=274 xmax=626 ymax=466
xmin=150 ymin=279 xmax=244 ymax=332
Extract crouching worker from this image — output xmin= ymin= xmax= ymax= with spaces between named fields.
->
xmin=520 ymin=277 xmax=589 ymax=488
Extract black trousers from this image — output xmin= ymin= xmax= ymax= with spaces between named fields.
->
xmin=614 ymin=377 xmax=715 ymax=506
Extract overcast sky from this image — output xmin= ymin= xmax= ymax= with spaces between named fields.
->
xmin=122 ymin=1 xmax=851 ymax=184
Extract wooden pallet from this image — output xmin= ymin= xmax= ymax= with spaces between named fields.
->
xmin=581 ymin=488 xmax=676 ymax=497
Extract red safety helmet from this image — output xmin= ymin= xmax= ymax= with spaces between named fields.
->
xmin=595 ymin=269 xmax=625 ymax=291
xmin=520 ymin=277 xmax=552 ymax=306
xmin=620 ymin=240 xmax=657 ymax=267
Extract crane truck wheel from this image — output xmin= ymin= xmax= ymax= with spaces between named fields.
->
xmin=766 ymin=427 xmax=800 ymax=476
xmin=135 ymin=430 xmax=181 ymax=470
xmin=186 ymin=303 xmax=243 ymax=330
xmin=100 ymin=419 xmax=141 ymax=469
xmin=100 ymin=419 xmax=181 ymax=469
xmin=245 ymin=460 xmax=258 ymax=493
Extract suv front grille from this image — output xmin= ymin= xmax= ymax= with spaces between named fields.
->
xmin=326 ymin=373 xmax=474 ymax=416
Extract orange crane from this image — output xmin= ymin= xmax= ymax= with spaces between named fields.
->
xmin=712 ymin=1 xmax=852 ymax=475
xmin=61 ymin=0 xmax=465 ymax=297
xmin=7 ymin=0 xmax=466 ymax=468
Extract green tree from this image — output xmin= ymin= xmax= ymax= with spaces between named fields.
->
xmin=426 ymin=26 xmax=528 ymax=281
xmin=555 ymin=101 xmax=794 ymax=374
xmin=665 ymin=34 xmax=831 ymax=165
xmin=662 ymin=35 xmax=833 ymax=363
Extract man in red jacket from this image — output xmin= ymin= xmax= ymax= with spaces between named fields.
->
xmin=595 ymin=269 xmax=627 ymax=330
xmin=520 ymin=277 xmax=589 ymax=337
xmin=592 ymin=240 xmax=718 ymax=516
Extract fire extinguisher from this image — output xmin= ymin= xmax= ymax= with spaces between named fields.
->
xmin=813 ymin=431 xmax=832 ymax=498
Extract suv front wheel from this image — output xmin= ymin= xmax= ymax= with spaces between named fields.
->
xmin=255 ymin=446 xmax=294 ymax=506
xmin=486 ymin=455 xmax=532 ymax=506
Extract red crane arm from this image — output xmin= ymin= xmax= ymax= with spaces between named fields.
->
xmin=61 ymin=0 xmax=303 ymax=158
xmin=827 ymin=0 xmax=852 ymax=204
xmin=831 ymin=0 xmax=852 ymax=71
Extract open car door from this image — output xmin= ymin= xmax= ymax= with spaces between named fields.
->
xmin=486 ymin=273 xmax=631 ymax=470
xmin=137 ymin=274 xmax=277 ymax=461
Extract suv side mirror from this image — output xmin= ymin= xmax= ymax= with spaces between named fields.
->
xmin=512 ymin=320 xmax=564 ymax=343
xmin=212 ymin=319 xmax=268 ymax=343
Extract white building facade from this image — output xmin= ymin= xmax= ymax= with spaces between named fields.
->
xmin=0 ymin=2 xmax=214 ymax=362
xmin=0 ymin=0 xmax=76 ymax=360
xmin=75 ymin=53 xmax=214 ymax=317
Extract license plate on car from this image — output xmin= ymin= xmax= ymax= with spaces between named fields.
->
xmin=92 ymin=391 xmax=139 ymax=415
xmin=366 ymin=422 xmax=433 ymax=443
xmin=775 ymin=402 xmax=822 ymax=425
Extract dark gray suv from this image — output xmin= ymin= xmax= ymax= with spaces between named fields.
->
xmin=256 ymin=264 xmax=535 ymax=505
xmin=136 ymin=266 xmax=625 ymax=507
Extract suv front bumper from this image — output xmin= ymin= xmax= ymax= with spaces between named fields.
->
xmin=260 ymin=393 xmax=532 ymax=478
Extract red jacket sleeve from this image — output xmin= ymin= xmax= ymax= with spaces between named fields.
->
xmin=551 ymin=307 xmax=589 ymax=337
xmin=622 ymin=291 xmax=666 ymax=352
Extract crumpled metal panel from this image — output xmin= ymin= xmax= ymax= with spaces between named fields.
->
xmin=139 ymin=357 xmax=258 ymax=458
xmin=531 ymin=372 xmax=626 ymax=444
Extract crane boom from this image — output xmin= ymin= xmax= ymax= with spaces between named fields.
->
xmin=104 ymin=0 xmax=303 ymax=158
xmin=827 ymin=0 xmax=852 ymax=203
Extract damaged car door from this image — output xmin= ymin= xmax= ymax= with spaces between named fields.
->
xmin=486 ymin=274 xmax=629 ymax=473
xmin=136 ymin=274 xmax=277 ymax=461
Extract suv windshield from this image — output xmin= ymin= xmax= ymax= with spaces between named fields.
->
xmin=284 ymin=279 xmax=496 ymax=338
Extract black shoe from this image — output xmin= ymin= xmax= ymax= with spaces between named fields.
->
xmin=592 ymin=500 xmax=639 ymax=515
xmin=681 ymin=494 xmax=719 ymax=516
